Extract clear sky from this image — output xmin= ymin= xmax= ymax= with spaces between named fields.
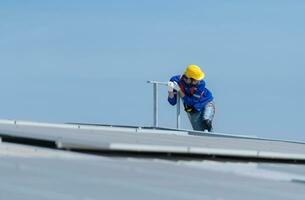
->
xmin=1 ymin=0 xmax=305 ymax=141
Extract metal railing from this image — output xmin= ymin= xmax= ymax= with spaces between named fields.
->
xmin=147 ymin=81 xmax=181 ymax=129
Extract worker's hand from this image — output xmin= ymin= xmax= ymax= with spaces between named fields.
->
xmin=168 ymin=81 xmax=174 ymax=92
xmin=172 ymin=81 xmax=181 ymax=92
xmin=168 ymin=81 xmax=180 ymax=92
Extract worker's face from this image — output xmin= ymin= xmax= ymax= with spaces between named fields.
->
xmin=183 ymin=75 xmax=199 ymax=85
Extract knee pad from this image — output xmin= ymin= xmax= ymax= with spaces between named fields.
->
xmin=203 ymin=102 xmax=215 ymax=121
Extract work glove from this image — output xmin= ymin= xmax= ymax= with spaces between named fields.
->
xmin=168 ymin=81 xmax=180 ymax=92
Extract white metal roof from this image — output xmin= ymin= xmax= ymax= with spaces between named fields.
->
xmin=0 ymin=119 xmax=305 ymax=161
xmin=1 ymin=119 xmax=305 ymax=199
xmin=1 ymin=142 xmax=305 ymax=200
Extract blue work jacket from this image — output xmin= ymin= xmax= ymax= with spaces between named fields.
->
xmin=168 ymin=75 xmax=214 ymax=112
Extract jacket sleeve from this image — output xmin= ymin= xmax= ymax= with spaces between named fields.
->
xmin=167 ymin=75 xmax=180 ymax=106
xmin=168 ymin=93 xmax=177 ymax=105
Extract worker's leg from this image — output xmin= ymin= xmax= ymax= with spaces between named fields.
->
xmin=187 ymin=101 xmax=215 ymax=132
xmin=187 ymin=111 xmax=204 ymax=131
xmin=202 ymin=101 xmax=215 ymax=132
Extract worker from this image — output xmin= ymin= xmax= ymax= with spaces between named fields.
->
xmin=167 ymin=64 xmax=215 ymax=132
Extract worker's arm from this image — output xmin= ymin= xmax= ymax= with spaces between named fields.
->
xmin=168 ymin=91 xmax=175 ymax=98
xmin=168 ymin=82 xmax=177 ymax=105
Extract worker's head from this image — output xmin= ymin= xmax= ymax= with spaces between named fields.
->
xmin=182 ymin=64 xmax=205 ymax=85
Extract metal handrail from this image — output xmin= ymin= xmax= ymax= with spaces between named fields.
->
xmin=147 ymin=81 xmax=181 ymax=129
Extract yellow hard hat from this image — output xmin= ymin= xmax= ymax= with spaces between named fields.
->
xmin=184 ymin=64 xmax=205 ymax=80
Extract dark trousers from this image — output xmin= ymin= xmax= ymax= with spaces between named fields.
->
xmin=187 ymin=101 xmax=215 ymax=132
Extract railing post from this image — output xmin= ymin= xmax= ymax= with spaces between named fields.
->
xmin=176 ymin=93 xmax=181 ymax=129
xmin=153 ymin=83 xmax=158 ymax=127
xmin=148 ymin=80 xmax=181 ymax=129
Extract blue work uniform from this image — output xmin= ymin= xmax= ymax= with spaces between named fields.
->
xmin=168 ymin=75 xmax=215 ymax=132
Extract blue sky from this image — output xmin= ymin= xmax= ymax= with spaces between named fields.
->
xmin=1 ymin=1 xmax=305 ymax=141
